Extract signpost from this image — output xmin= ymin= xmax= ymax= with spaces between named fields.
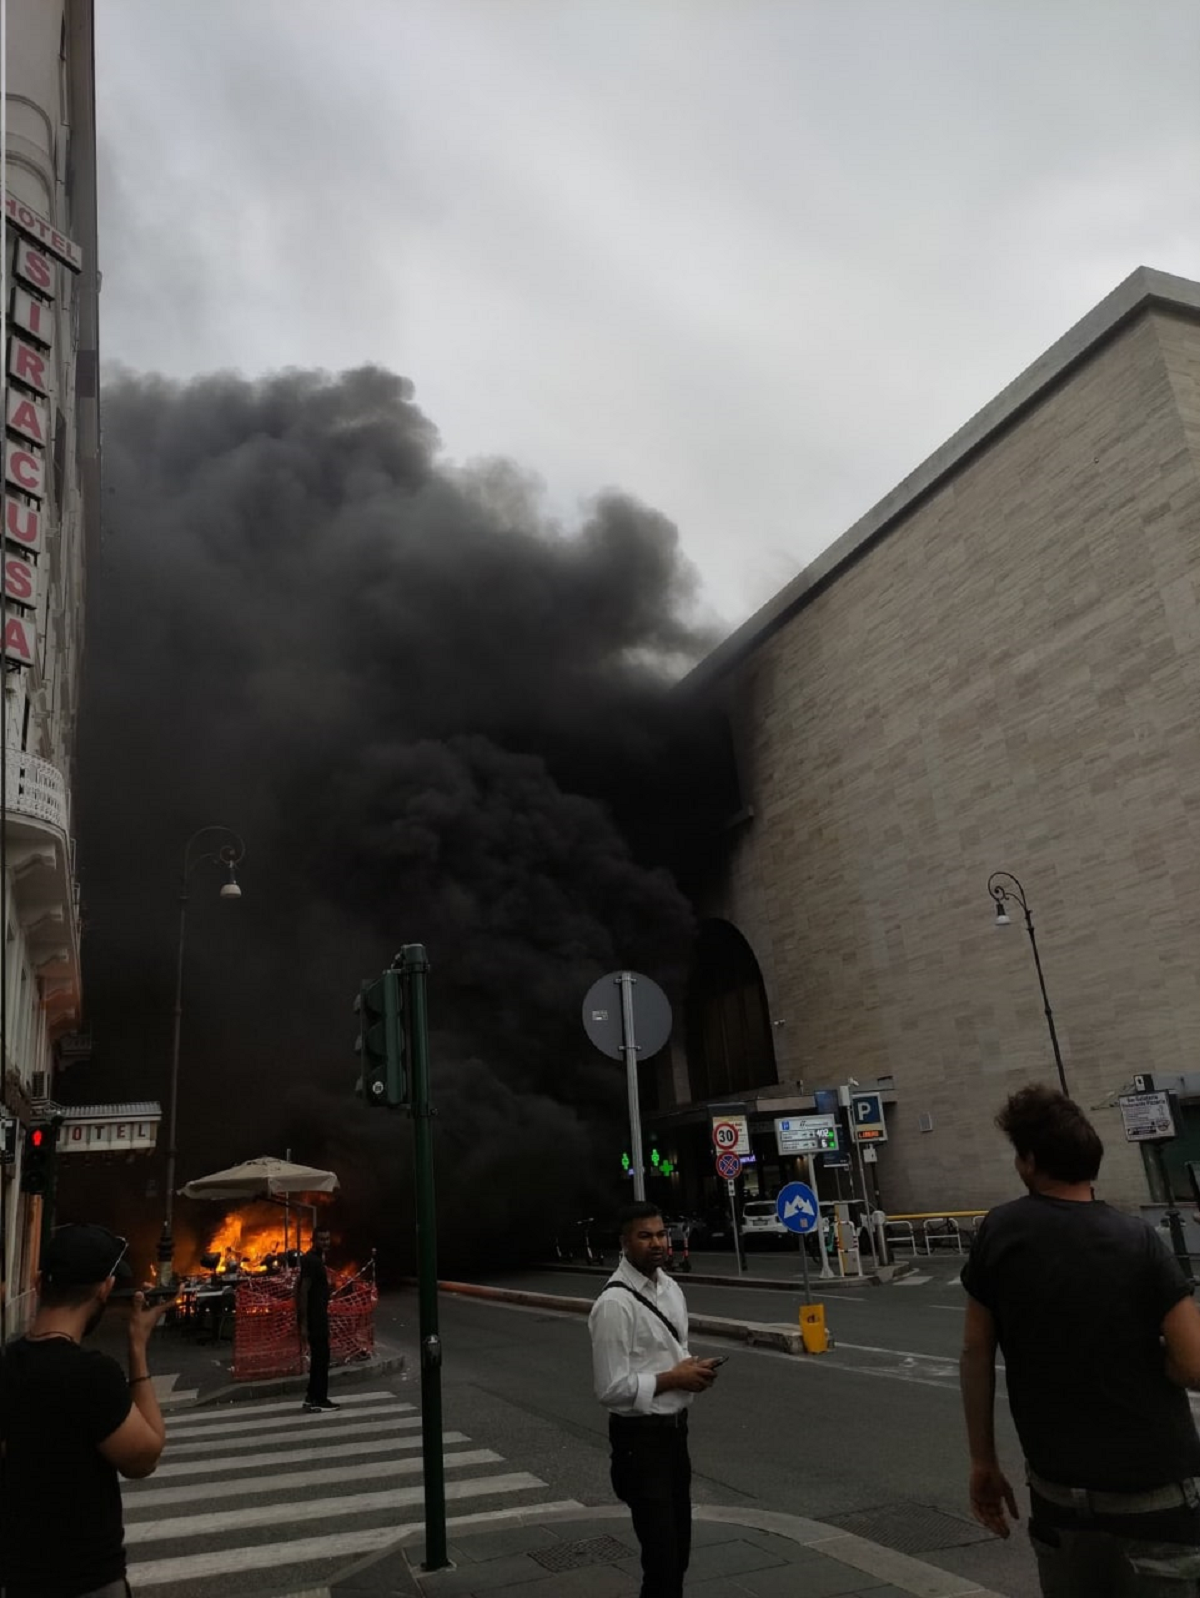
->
xmin=583 ymin=971 xmax=672 ymax=1202
xmin=776 ymin=1180 xmax=820 ymax=1305
xmin=712 ymin=1129 xmax=748 ymax=1274
xmin=839 ymin=1086 xmax=878 ymax=1263
xmin=712 ymin=1115 xmax=750 ymax=1155
xmin=850 ymin=1093 xmax=888 ymax=1142
xmin=1118 ymin=1091 xmax=1176 ymax=1142
xmin=775 ymin=1115 xmax=839 ymax=1155
xmin=1119 ymin=1077 xmax=1192 ymax=1285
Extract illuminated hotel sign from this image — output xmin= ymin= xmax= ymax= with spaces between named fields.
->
xmin=3 ymin=196 xmax=79 ymax=668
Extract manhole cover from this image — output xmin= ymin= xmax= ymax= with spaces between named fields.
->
xmin=529 ymin=1535 xmax=636 ymax=1571
xmin=826 ymin=1503 xmax=991 ymax=1554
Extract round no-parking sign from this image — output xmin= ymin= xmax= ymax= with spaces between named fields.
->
xmin=715 ymin=1151 xmax=742 ymax=1181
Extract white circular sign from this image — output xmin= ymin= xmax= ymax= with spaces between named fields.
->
xmin=713 ymin=1121 xmax=739 ymax=1152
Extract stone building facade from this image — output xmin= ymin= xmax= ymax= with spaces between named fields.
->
xmin=663 ymin=268 xmax=1200 ymax=1221
xmin=0 ymin=0 xmax=99 ymax=1313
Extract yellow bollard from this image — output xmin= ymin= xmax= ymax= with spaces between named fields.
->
xmin=798 ymin=1302 xmax=828 ymax=1355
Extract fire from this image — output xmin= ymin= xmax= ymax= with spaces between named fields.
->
xmin=176 ymin=1201 xmax=301 ymax=1277
xmin=176 ymin=1201 xmax=360 ymax=1283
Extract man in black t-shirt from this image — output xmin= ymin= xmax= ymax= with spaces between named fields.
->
xmin=961 ymin=1084 xmax=1200 ymax=1595
xmin=296 ymin=1224 xmax=338 ymax=1413
xmin=0 ymin=1224 xmax=171 ymax=1598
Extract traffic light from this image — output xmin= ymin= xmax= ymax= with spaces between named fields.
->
xmin=20 ymin=1122 xmax=56 ymax=1194
xmin=354 ymin=968 xmax=406 ymax=1107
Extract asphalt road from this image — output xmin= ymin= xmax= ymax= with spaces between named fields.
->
xmin=376 ymin=1271 xmax=1045 ymax=1598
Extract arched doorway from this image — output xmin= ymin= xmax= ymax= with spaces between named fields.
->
xmin=684 ymin=919 xmax=776 ymax=1101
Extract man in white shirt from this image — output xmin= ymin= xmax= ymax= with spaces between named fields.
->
xmin=588 ymin=1202 xmax=722 ymax=1598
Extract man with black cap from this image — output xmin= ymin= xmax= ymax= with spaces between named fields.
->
xmin=0 ymin=1223 xmax=172 ymax=1598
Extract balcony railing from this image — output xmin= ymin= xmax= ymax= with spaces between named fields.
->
xmin=3 ymin=750 xmax=69 ymax=834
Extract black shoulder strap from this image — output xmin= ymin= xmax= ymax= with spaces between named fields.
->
xmin=600 ymin=1279 xmax=683 ymax=1345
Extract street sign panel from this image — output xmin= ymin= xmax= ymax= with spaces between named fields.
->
xmin=775 ymin=1115 xmax=840 ymax=1155
xmin=776 ymin=1181 xmax=820 ymax=1234
xmin=822 ymin=1151 xmax=851 ymax=1170
xmin=715 ymin=1150 xmax=742 ymax=1181
xmin=0 ymin=1114 xmax=15 ymax=1165
xmin=850 ymin=1092 xmax=887 ymax=1143
xmin=1119 ymin=1091 xmax=1176 ymax=1143
xmin=582 ymin=971 xmax=672 ymax=1061
xmin=712 ymin=1115 xmax=750 ymax=1156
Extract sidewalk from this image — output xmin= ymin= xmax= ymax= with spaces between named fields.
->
xmin=541 ymin=1248 xmax=932 ymax=1291
xmin=88 ymin=1302 xmax=406 ymax=1409
xmin=296 ymin=1502 xmax=1006 ymax=1597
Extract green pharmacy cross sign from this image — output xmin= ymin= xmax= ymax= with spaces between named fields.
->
xmin=622 ymin=1149 xmax=676 ymax=1178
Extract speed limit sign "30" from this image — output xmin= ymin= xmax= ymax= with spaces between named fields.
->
xmin=711 ymin=1115 xmax=750 ymax=1156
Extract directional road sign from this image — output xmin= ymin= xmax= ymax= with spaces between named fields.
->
xmin=775 ymin=1115 xmax=840 ymax=1155
xmin=776 ymin=1180 xmax=820 ymax=1234
xmin=850 ymin=1092 xmax=888 ymax=1144
xmin=715 ymin=1150 xmax=742 ymax=1181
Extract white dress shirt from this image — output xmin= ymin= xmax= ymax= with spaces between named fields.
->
xmin=588 ymin=1254 xmax=691 ymax=1416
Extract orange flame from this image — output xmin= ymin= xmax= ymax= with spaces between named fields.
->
xmin=176 ymin=1201 xmax=359 ymax=1282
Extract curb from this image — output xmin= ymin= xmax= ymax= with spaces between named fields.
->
xmin=538 ymin=1259 xmax=912 ymax=1290
xmin=179 ymin=1346 xmax=408 ymax=1410
xmin=281 ymin=1501 xmax=1006 ymax=1598
xmin=438 ymin=1281 xmax=809 ymax=1355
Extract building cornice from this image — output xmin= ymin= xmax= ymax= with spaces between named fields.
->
xmin=686 ymin=266 xmax=1200 ymax=691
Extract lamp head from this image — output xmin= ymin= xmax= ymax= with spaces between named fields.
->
xmin=993 ymin=900 xmax=1010 ymax=927
xmin=219 ymin=862 xmax=242 ymax=900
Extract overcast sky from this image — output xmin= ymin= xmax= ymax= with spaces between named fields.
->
xmin=95 ymin=1 xmax=1200 ymax=630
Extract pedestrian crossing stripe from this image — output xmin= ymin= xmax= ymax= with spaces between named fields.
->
xmin=163 ymin=1389 xmax=396 ymax=1430
xmin=126 ymin=1472 xmax=548 ymax=1544
xmin=165 ymin=1399 xmax=415 ymax=1437
xmin=143 ymin=1429 xmax=470 ymax=1480
xmin=165 ymin=1414 xmax=423 ymax=1456
xmin=119 ymin=1391 xmax=569 ymax=1591
xmin=126 ymin=1502 xmax=586 ymax=1589
xmin=125 ymin=1449 xmax=503 ymax=1511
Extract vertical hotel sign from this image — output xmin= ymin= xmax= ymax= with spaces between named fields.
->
xmin=3 ymin=195 xmax=82 ymax=668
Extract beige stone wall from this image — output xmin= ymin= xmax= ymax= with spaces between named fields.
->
xmin=704 ymin=307 xmax=1200 ymax=1213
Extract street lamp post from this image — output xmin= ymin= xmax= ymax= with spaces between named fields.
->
xmin=987 ymin=871 xmax=1068 ymax=1096
xmin=159 ymin=826 xmax=245 ymax=1287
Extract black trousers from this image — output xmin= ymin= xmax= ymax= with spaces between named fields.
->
xmin=609 ymin=1415 xmax=692 ymax=1598
xmin=306 ymin=1326 xmax=330 ymax=1405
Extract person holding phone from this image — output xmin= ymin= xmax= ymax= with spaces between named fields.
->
xmin=589 ymin=1201 xmax=723 ymax=1598
xmin=0 ymin=1223 xmax=173 ymax=1598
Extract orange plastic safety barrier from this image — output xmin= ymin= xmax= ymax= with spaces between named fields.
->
xmin=232 ymin=1271 xmax=378 ymax=1382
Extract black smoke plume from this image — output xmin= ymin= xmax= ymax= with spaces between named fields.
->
xmin=61 ymin=366 xmax=728 ymax=1275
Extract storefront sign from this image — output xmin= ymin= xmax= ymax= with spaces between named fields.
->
xmin=6 ymin=497 xmax=43 ymax=554
xmin=5 ymin=193 xmax=81 ymax=272
xmin=6 ymin=388 xmax=49 ymax=448
xmin=5 ymin=439 xmax=45 ymax=499
xmin=59 ymin=1115 xmax=160 ymax=1154
xmin=2 ymin=615 xmax=35 ymax=666
xmin=2 ymin=554 xmax=38 ymax=608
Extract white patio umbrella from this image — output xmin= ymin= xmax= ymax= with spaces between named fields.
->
xmin=179 ymin=1155 xmax=339 ymax=1200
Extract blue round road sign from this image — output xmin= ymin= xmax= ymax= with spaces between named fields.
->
xmin=776 ymin=1181 xmax=819 ymax=1234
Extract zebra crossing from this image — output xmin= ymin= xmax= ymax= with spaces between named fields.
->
xmin=122 ymin=1387 xmax=582 ymax=1593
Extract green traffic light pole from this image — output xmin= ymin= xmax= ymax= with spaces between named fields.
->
xmin=399 ymin=943 xmax=447 ymax=1573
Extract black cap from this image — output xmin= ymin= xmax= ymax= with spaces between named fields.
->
xmin=40 ymin=1225 xmax=132 ymax=1288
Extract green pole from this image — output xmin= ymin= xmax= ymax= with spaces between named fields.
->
xmin=399 ymin=943 xmax=447 ymax=1572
